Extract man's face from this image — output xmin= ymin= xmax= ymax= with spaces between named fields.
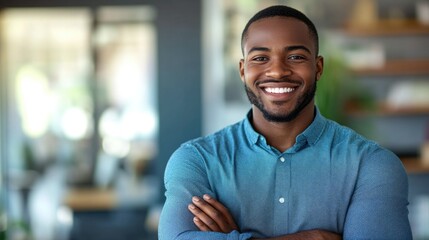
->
xmin=240 ymin=16 xmax=323 ymax=122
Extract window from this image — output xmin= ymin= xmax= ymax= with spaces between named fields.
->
xmin=0 ymin=6 xmax=157 ymax=239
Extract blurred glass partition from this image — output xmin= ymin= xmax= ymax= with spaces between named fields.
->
xmin=0 ymin=28 xmax=6 ymax=238
xmin=0 ymin=9 xmax=93 ymax=239
xmin=1 ymin=7 xmax=93 ymax=172
xmin=0 ymin=5 xmax=157 ymax=240
xmin=94 ymin=6 xmax=157 ymax=188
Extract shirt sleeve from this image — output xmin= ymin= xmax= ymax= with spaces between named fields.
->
xmin=343 ymin=148 xmax=413 ymax=239
xmin=158 ymin=143 xmax=253 ymax=240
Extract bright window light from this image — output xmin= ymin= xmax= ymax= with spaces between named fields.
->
xmin=60 ymin=107 xmax=92 ymax=140
xmin=15 ymin=66 xmax=52 ymax=138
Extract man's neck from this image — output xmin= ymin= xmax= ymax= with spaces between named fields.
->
xmin=251 ymin=105 xmax=315 ymax=152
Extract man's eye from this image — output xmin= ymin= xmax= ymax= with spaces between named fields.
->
xmin=289 ymin=55 xmax=305 ymax=60
xmin=252 ymin=56 xmax=268 ymax=61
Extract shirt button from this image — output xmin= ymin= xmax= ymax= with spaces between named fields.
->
xmin=279 ymin=157 xmax=285 ymax=162
xmin=279 ymin=197 xmax=285 ymax=203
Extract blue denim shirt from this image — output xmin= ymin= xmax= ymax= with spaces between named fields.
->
xmin=159 ymin=108 xmax=412 ymax=240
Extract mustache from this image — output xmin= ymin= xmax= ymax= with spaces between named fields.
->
xmin=255 ymin=78 xmax=301 ymax=86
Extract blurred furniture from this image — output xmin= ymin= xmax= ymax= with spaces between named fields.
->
xmin=64 ymin=172 xmax=160 ymax=240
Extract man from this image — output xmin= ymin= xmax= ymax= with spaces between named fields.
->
xmin=159 ymin=5 xmax=412 ymax=240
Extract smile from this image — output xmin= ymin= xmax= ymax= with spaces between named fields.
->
xmin=264 ymin=87 xmax=295 ymax=93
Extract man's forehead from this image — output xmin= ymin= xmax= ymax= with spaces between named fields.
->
xmin=247 ymin=16 xmax=308 ymax=34
xmin=245 ymin=18 xmax=311 ymax=42
xmin=243 ymin=17 xmax=315 ymax=54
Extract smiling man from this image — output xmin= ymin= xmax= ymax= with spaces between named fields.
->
xmin=158 ymin=5 xmax=412 ymax=240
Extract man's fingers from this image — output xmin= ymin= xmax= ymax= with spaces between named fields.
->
xmin=188 ymin=195 xmax=239 ymax=233
xmin=188 ymin=203 xmax=214 ymax=231
xmin=193 ymin=217 xmax=210 ymax=231
xmin=202 ymin=194 xmax=238 ymax=230
xmin=188 ymin=198 xmax=221 ymax=231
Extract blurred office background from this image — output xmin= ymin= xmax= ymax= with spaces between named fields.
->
xmin=0 ymin=0 xmax=429 ymax=239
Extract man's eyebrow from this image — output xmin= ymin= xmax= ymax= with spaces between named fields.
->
xmin=247 ymin=47 xmax=270 ymax=55
xmin=287 ymin=45 xmax=312 ymax=54
xmin=247 ymin=45 xmax=312 ymax=55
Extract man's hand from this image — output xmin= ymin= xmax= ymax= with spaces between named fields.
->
xmin=188 ymin=194 xmax=238 ymax=233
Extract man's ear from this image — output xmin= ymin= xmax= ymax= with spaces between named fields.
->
xmin=239 ymin=59 xmax=245 ymax=83
xmin=316 ymin=56 xmax=324 ymax=81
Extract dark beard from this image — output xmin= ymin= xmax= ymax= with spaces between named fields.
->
xmin=245 ymin=81 xmax=316 ymax=122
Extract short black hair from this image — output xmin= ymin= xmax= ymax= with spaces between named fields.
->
xmin=241 ymin=5 xmax=319 ymax=56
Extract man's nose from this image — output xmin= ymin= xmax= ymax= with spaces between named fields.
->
xmin=265 ymin=60 xmax=291 ymax=79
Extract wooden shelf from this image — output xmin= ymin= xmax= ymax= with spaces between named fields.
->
xmin=346 ymin=103 xmax=429 ymax=116
xmin=377 ymin=103 xmax=429 ymax=116
xmin=345 ymin=20 xmax=429 ymax=36
xmin=343 ymin=19 xmax=429 ymax=175
xmin=65 ymin=188 xmax=117 ymax=211
xmin=351 ymin=59 xmax=429 ymax=76
xmin=401 ymin=157 xmax=429 ymax=174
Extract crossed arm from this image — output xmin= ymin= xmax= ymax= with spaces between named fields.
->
xmin=160 ymin=144 xmax=412 ymax=239
xmin=188 ymin=194 xmax=342 ymax=240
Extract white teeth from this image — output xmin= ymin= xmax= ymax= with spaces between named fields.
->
xmin=265 ymin=87 xmax=294 ymax=93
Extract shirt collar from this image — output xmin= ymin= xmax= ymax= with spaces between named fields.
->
xmin=297 ymin=107 xmax=327 ymax=147
xmin=243 ymin=110 xmax=260 ymax=145
xmin=243 ymin=107 xmax=327 ymax=148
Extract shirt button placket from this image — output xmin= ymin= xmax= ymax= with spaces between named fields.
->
xmin=274 ymin=154 xmax=290 ymax=234
xmin=278 ymin=156 xmax=286 ymax=204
